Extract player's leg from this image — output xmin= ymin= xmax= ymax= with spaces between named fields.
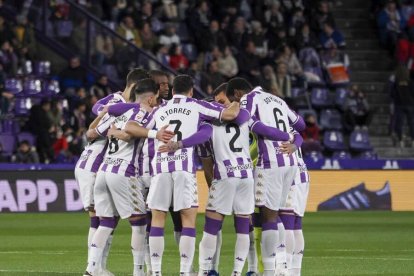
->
xmin=246 ymin=213 xmax=259 ymax=275
xmin=170 ymin=207 xmax=183 ymax=245
xmin=212 ymin=229 xmax=222 ymax=273
xmin=141 ymin=177 xmax=152 ymax=275
xmin=147 ymin=173 xmax=173 ymax=275
xmin=276 ymin=217 xmax=287 ymax=271
xmin=101 ymin=216 xmax=119 ymax=272
xmin=232 ymin=178 xmax=255 ymax=276
xmin=173 ymin=171 xmax=199 ymax=275
xmin=129 ymin=215 xmax=147 ymax=276
xmin=291 ymin=216 xmax=304 ymax=276
xmin=85 ymin=172 xmax=118 ymax=275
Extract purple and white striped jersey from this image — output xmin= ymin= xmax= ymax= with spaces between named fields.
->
xmin=240 ymin=86 xmax=301 ymax=169
xmin=200 ymin=118 xmax=253 ymax=180
xmin=92 ymin=91 xmax=123 ymax=115
xmin=294 ymin=148 xmax=310 ymax=185
xmin=150 ymin=94 xmax=223 ymax=174
xmin=96 ymin=106 xmax=150 ymax=177
xmin=138 ymin=138 xmax=155 ymax=177
xmin=75 ymin=92 xmax=126 ymax=172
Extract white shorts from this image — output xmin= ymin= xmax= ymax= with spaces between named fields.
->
xmin=254 ymin=166 xmax=298 ymax=211
xmin=206 ymin=177 xmax=254 ymax=216
xmin=94 ymin=171 xmax=146 ymax=219
xmin=283 ymin=182 xmax=309 ymax=217
xmin=147 ymin=171 xmax=198 ymax=212
xmin=74 ymin=168 xmax=96 ymax=211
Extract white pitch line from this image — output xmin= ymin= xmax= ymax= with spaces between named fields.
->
xmin=0 ymin=269 xmax=79 ymax=274
xmin=306 ymin=249 xmax=414 ymax=252
xmin=305 ymin=256 xmax=414 ymax=261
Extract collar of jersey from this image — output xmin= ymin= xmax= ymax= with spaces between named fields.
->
xmin=172 ymin=94 xmax=188 ymax=99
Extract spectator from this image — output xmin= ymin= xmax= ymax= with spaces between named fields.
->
xmin=289 ymin=8 xmax=306 ymax=37
xmin=71 ymin=19 xmax=87 ymax=54
xmin=27 ymin=99 xmax=55 ymax=163
xmin=265 ymin=2 xmax=285 ymax=34
xmin=0 ymin=41 xmax=18 ymax=75
xmin=162 ymin=0 xmax=178 ymax=21
xmin=169 ymin=43 xmax=189 ymax=70
xmin=116 ymin=15 xmax=142 ymax=47
xmin=187 ymin=0 xmax=211 ymax=50
xmin=249 ymin=21 xmax=268 ymax=58
xmin=0 ymin=63 xmax=14 ymax=114
xmin=228 ymin=17 xmax=249 ymax=53
xmin=268 ymin=27 xmax=289 ymax=56
xmin=390 ymin=64 xmax=414 ymax=147
xmin=274 ymin=62 xmax=292 ymax=99
xmin=321 ymin=45 xmax=350 ymax=69
xmin=140 ymin=21 xmax=158 ymax=51
xmin=203 ymin=20 xmax=228 ymax=52
xmin=159 ymin=23 xmax=180 ymax=47
xmin=276 ymin=45 xmax=303 ymax=77
xmin=301 ymin=113 xmax=323 ymax=156
xmin=95 ymin=30 xmax=114 ymax=67
xmin=295 ymin=23 xmax=319 ymax=50
xmin=344 ymin=84 xmax=372 ymax=132
xmin=217 ymin=46 xmax=238 ymax=78
xmin=201 ymin=60 xmax=225 ymax=94
xmin=13 ymin=15 xmax=36 ymax=58
xmin=178 ymin=0 xmax=190 ymax=21
xmin=377 ymin=0 xmax=406 ymax=53
xmin=90 ymin=74 xmax=111 ymax=99
xmin=69 ymin=100 xmax=87 ymax=135
xmin=12 ymin=140 xmax=39 ymax=163
xmin=0 ymin=15 xmax=15 ymax=46
xmin=237 ymin=41 xmax=261 ymax=85
xmin=260 ymin=65 xmax=279 ymax=96
xmin=47 ymin=99 xmax=63 ymax=130
xmin=319 ymin=22 xmax=346 ymax=49
xmin=310 ymin=0 xmax=336 ymax=33
xmin=58 ymin=56 xmax=88 ymax=94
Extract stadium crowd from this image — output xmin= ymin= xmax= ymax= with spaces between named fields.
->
xmin=0 ymin=0 xmax=378 ymax=164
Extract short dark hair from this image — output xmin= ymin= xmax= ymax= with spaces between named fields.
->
xmin=213 ymin=82 xmax=228 ymax=96
xmin=19 ymin=140 xmax=30 ymax=146
xmin=134 ymin=78 xmax=157 ymax=95
xmin=126 ymin=68 xmax=150 ymax=86
xmin=226 ymin=77 xmax=252 ymax=98
xmin=173 ymin=75 xmax=193 ymax=94
xmin=149 ymin=70 xmax=168 ymax=79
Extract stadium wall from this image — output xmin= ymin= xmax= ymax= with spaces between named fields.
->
xmin=0 ymin=168 xmax=413 ymax=212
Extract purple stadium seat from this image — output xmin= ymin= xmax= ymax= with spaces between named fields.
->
xmin=332 ymin=150 xmax=351 ymax=159
xmin=33 ymin=61 xmax=51 ymax=77
xmin=298 ymin=109 xmax=318 ymax=120
xmin=101 ymin=65 xmax=119 ymax=81
xmin=299 ymin=47 xmax=321 ymax=68
xmin=17 ymin=132 xmax=36 ymax=146
xmin=43 ymin=80 xmax=61 ymax=97
xmin=303 ymin=150 xmax=324 ymax=159
xmin=0 ymin=133 xmax=16 ymax=156
xmin=335 ymin=88 xmax=348 ymax=109
xmin=291 ymin=87 xmax=308 ymax=107
xmin=311 ymin=88 xmax=332 ymax=108
xmin=4 ymin=78 xmax=23 ymax=95
xmin=323 ymin=130 xmax=346 ymax=151
xmin=56 ymin=20 xmax=73 ymax=37
xmin=182 ymin=43 xmax=198 ymax=62
xmin=304 ymin=67 xmax=325 ymax=85
xmin=356 ymin=150 xmax=377 ymax=160
xmin=14 ymin=98 xmax=32 ymax=116
xmin=319 ymin=109 xmax=342 ymax=130
xmin=350 ymin=129 xmax=372 ymax=151
xmin=23 ymin=79 xmax=42 ymax=97
xmin=1 ymin=120 xmax=20 ymax=134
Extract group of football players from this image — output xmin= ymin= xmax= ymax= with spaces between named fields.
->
xmin=75 ymin=68 xmax=310 ymax=276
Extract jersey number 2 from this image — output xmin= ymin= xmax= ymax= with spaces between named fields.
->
xmin=226 ymin=123 xmax=242 ymax=152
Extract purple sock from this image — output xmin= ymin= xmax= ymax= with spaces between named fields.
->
xmin=129 ymin=217 xmax=146 ymax=226
xmin=262 ymin=221 xmax=278 ymax=231
xmin=181 ymin=227 xmax=196 ymax=237
xmin=150 ymin=227 xmax=164 ymax=237
xmin=90 ymin=217 xmax=99 ymax=229
xmin=294 ymin=216 xmax=302 ymax=230
xmin=100 ymin=217 xmax=117 ymax=229
xmin=280 ymin=214 xmax=295 ymax=230
xmin=234 ymin=216 xmax=250 ymax=234
xmin=204 ymin=217 xmax=223 ymax=235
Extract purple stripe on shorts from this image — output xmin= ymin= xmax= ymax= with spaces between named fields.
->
xmin=262 ymin=221 xmax=278 ymax=231
xmin=204 ymin=216 xmax=223 ymax=235
xmin=167 ymin=152 xmax=175 ymax=172
xmin=280 ymin=214 xmax=295 ymax=230
xmin=150 ymin=226 xmax=164 ymax=237
xmin=100 ymin=217 xmax=117 ymax=229
xmin=181 ymin=227 xmax=196 ymax=237
xmin=294 ymin=216 xmax=302 ymax=230
xmin=90 ymin=217 xmax=100 ymax=229
xmin=91 ymin=145 xmax=107 ymax=172
xmin=300 ymin=171 xmax=306 ymax=183
xmin=237 ymin=157 xmax=248 ymax=178
xmin=129 ymin=217 xmax=146 ymax=226
xmin=156 ymin=153 xmax=162 ymax=174
xmin=258 ymin=139 xmax=270 ymax=169
xmin=79 ymin=150 xmax=92 ymax=169
xmin=234 ymin=216 xmax=250 ymax=234
xmin=223 ymin=159 xmax=235 ymax=178
xmin=182 ymin=148 xmax=188 ymax=172
xmin=277 ymin=216 xmax=282 ymax=224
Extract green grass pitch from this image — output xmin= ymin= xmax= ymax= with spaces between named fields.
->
xmin=0 ymin=212 xmax=413 ymax=275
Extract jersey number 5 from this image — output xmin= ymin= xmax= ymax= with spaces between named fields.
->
xmin=226 ymin=123 xmax=242 ymax=152
xmin=169 ymin=120 xmax=182 ymax=141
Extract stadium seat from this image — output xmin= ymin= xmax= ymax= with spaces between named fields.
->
xmin=319 ymin=109 xmax=342 ymax=130
xmin=303 ymin=150 xmax=324 ymax=159
xmin=323 ymin=130 xmax=346 ymax=151
xmin=332 ymin=150 xmax=351 ymax=159
xmin=17 ymin=132 xmax=36 ymax=146
xmin=291 ymin=87 xmax=308 ymax=107
xmin=182 ymin=43 xmax=198 ymax=62
xmin=298 ymin=109 xmax=318 ymax=120
xmin=350 ymin=129 xmax=372 ymax=151
xmin=4 ymin=78 xmax=23 ymax=95
xmin=14 ymin=98 xmax=32 ymax=117
xmin=101 ymin=65 xmax=119 ymax=82
xmin=1 ymin=120 xmax=20 ymax=134
xmin=55 ymin=20 xmax=73 ymax=37
xmin=33 ymin=61 xmax=51 ymax=77
xmin=23 ymin=79 xmax=43 ymax=97
xmin=0 ymin=133 xmax=16 ymax=156
xmin=43 ymin=80 xmax=61 ymax=97
xmin=356 ymin=150 xmax=377 ymax=160
xmin=335 ymin=87 xmax=348 ymax=110
xmin=311 ymin=88 xmax=332 ymax=108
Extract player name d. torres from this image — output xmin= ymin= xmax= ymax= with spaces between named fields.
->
xmin=159 ymin=107 xmax=192 ymax=121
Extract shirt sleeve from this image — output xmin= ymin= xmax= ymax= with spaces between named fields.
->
xmin=250 ymin=115 xmax=290 ymax=141
xmin=95 ymin=114 xmax=113 ymax=136
xmin=232 ymin=108 xmax=250 ymax=125
xmin=288 ymin=109 xmax=305 ymax=132
xmin=197 ymin=100 xmax=224 ymax=122
xmin=181 ymin=122 xmax=213 ymax=148
xmin=92 ymin=94 xmax=114 ymax=115
xmin=127 ymin=108 xmax=149 ymax=126
xmin=240 ymin=92 xmax=257 ymax=116
xmin=108 ymin=103 xmax=137 ymax=116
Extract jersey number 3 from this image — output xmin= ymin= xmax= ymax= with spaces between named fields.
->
xmin=226 ymin=123 xmax=242 ymax=152
xmin=169 ymin=120 xmax=182 ymax=141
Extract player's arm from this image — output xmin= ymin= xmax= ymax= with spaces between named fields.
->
xmin=250 ymin=116 xmax=294 ymax=142
xmin=288 ymin=109 xmax=305 ymax=132
xmin=108 ymin=103 xmax=137 ymax=116
xmin=85 ymin=109 xmax=111 ymax=141
xmin=198 ymin=100 xmax=239 ymax=122
xmin=91 ymin=94 xmax=115 ymax=115
xmin=107 ymin=124 xmax=131 ymax=142
xmin=232 ymin=108 xmax=250 ymax=125
xmin=124 ymin=114 xmax=174 ymax=143
xmin=280 ymin=131 xmax=304 ymax=155
xmin=221 ymin=101 xmax=240 ymax=121
xmin=158 ymin=123 xmax=213 ymax=152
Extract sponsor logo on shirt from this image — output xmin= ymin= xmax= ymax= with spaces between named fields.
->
xmin=225 ymin=162 xmax=253 ymax=173
xmin=156 ymin=152 xmax=188 ymax=163
xmin=104 ymin=157 xmax=124 ymax=166
xmin=79 ymin=151 xmax=91 ymax=161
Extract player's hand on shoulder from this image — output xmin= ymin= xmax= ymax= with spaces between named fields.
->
xmin=156 ymin=125 xmax=175 ymax=143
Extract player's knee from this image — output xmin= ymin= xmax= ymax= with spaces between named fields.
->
xmin=203 ymin=216 xmax=223 ymax=236
xmin=234 ymin=216 xmax=250 ymax=234
xmin=129 ymin=215 xmax=146 ymax=227
xmin=90 ymin=216 xmax=99 ymax=229
xmin=99 ymin=217 xmax=118 ymax=229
